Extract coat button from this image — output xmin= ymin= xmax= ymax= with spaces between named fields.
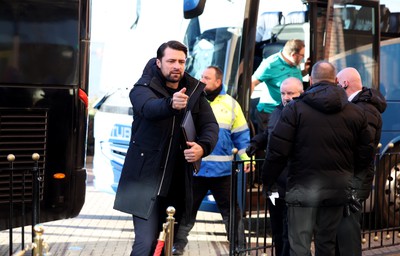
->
xmin=141 ymin=153 xmax=144 ymax=156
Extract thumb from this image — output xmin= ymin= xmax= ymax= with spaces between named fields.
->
xmin=179 ymin=87 xmax=187 ymax=94
xmin=186 ymin=141 xmax=195 ymax=147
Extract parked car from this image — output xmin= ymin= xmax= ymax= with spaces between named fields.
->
xmin=92 ymin=87 xmax=219 ymax=212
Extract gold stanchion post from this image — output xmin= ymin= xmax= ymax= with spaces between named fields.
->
xmin=32 ymin=224 xmax=49 ymax=255
xmin=164 ymin=206 xmax=176 ymax=256
xmin=12 ymin=224 xmax=49 ymax=256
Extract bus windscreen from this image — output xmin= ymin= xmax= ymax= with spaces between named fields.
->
xmin=0 ymin=1 xmax=79 ymax=86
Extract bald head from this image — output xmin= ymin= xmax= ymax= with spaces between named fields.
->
xmin=310 ymin=60 xmax=336 ymax=85
xmin=280 ymin=77 xmax=304 ymax=106
xmin=336 ymin=67 xmax=363 ymax=97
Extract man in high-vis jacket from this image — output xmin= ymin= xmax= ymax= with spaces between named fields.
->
xmin=172 ymin=66 xmax=251 ymax=255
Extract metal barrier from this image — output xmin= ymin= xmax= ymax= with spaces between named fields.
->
xmin=154 ymin=206 xmax=176 ymax=256
xmin=229 ymin=151 xmax=400 ymax=255
xmin=2 ymin=153 xmax=48 ymax=256
xmin=13 ymin=224 xmax=50 ymax=256
xmin=230 ymin=156 xmax=271 ymax=256
xmin=360 ymin=151 xmax=400 ymax=250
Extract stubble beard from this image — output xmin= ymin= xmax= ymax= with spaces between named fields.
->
xmin=166 ymin=72 xmax=183 ymax=83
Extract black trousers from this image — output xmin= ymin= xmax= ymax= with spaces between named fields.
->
xmin=287 ymin=205 xmax=343 ymax=256
xmin=268 ymin=198 xmax=290 ymax=256
xmin=335 ymin=211 xmax=362 ymax=256
xmin=174 ymin=175 xmax=245 ymax=248
xmin=130 ymin=184 xmax=185 ymax=256
xmin=131 ymin=201 xmax=162 ymax=256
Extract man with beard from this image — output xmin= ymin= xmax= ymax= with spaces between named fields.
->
xmin=113 ymin=40 xmax=219 ymax=256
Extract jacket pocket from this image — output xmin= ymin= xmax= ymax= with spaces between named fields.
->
xmin=131 ymin=144 xmax=160 ymax=181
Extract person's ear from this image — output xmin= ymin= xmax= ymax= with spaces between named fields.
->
xmin=343 ymin=81 xmax=349 ymax=89
xmin=156 ymin=59 xmax=161 ymax=68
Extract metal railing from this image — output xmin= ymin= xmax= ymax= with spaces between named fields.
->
xmin=2 ymin=153 xmax=48 ymax=256
xmin=3 ymin=151 xmax=399 ymax=255
xmin=229 ymin=151 xmax=400 ymax=255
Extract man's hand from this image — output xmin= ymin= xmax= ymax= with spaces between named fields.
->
xmin=348 ymin=190 xmax=362 ymax=213
xmin=184 ymin=141 xmax=204 ymax=162
xmin=171 ymin=88 xmax=189 ymax=110
xmin=243 ymin=162 xmax=255 ymax=173
xmin=302 ymin=58 xmax=311 ymax=76
xmin=344 ymin=190 xmax=362 ymax=217
xmin=246 ymin=143 xmax=257 ymax=157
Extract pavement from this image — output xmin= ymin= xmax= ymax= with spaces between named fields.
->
xmin=2 ymin=158 xmax=400 ymax=255
xmin=1 ymin=183 xmax=232 ymax=256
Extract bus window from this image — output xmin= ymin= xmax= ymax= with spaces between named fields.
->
xmin=379 ymin=0 xmax=400 ymax=102
xmin=0 ymin=2 xmax=79 ymax=85
xmin=316 ymin=3 xmax=379 ymax=89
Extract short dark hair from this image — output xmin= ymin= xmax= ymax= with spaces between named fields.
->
xmin=311 ymin=60 xmax=336 ymax=84
xmin=157 ymin=40 xmax=188 ymax=59
xmin=207 ymin=65 xmax=223 ymax=81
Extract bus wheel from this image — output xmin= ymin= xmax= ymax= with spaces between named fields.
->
xmin=376 ymin=147 xmax=400 ymax=227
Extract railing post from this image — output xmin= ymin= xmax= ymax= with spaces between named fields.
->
xmin=7 ymin=154 xmax=15 ymax=256
xmin=31 ymin=153 xmax=40 ymax=242
xmin=230 ymin=148 xmax=238 ymax=256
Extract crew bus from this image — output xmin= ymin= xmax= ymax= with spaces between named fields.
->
xmin=92 ymin=0 xmax=399 ymax=226
xmin=182 ymin=0 xmax=400 ymax=225
xmin=0 ymin=0 xmax=90 ymax=230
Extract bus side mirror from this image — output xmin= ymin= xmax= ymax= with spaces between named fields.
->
xmin=184 ymin=0 xmax=206 ymax=19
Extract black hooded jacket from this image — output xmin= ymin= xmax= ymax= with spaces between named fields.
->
xmin=351 ymin=87 xmax=387 ymax=200
xmin=262 ymin=82 xmax=374 ymax=207
xmin=114 ymin=58 xmax=219 ymax=219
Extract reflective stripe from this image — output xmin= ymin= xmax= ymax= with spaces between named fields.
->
xmin=219 ymin=123 xmax=231 ymax=129
xmin=232 ymin=123 xmax=248 ymax=133
xmin=237 ymin=148 xmax=248 ymax=157
xmin=202 ymin=155 xmax=233 ymax=162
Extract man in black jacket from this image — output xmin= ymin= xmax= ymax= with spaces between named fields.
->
xmin=247 ymin=77 xmax=304 ymax=256
xmin=113 ymin=40 xmax=219 ymax=256
xmin=335 ymin=67 xmax=387 ymax=256
xmin=262 ymin=61 xmax=374 ymax=256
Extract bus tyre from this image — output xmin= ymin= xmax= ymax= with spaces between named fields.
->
xmin=376 ymin=145 xmax=400 ymax=227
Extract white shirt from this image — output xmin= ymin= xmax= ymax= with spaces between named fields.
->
xmin=348 ymin=90 xmax=362 ymax=102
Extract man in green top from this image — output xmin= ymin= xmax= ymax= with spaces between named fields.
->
xmin=251 ymin=39 xmax=309 ymax=134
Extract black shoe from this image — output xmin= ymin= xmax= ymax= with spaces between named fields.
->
xmin=172 ymin=244 xmax=184 ymax=255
